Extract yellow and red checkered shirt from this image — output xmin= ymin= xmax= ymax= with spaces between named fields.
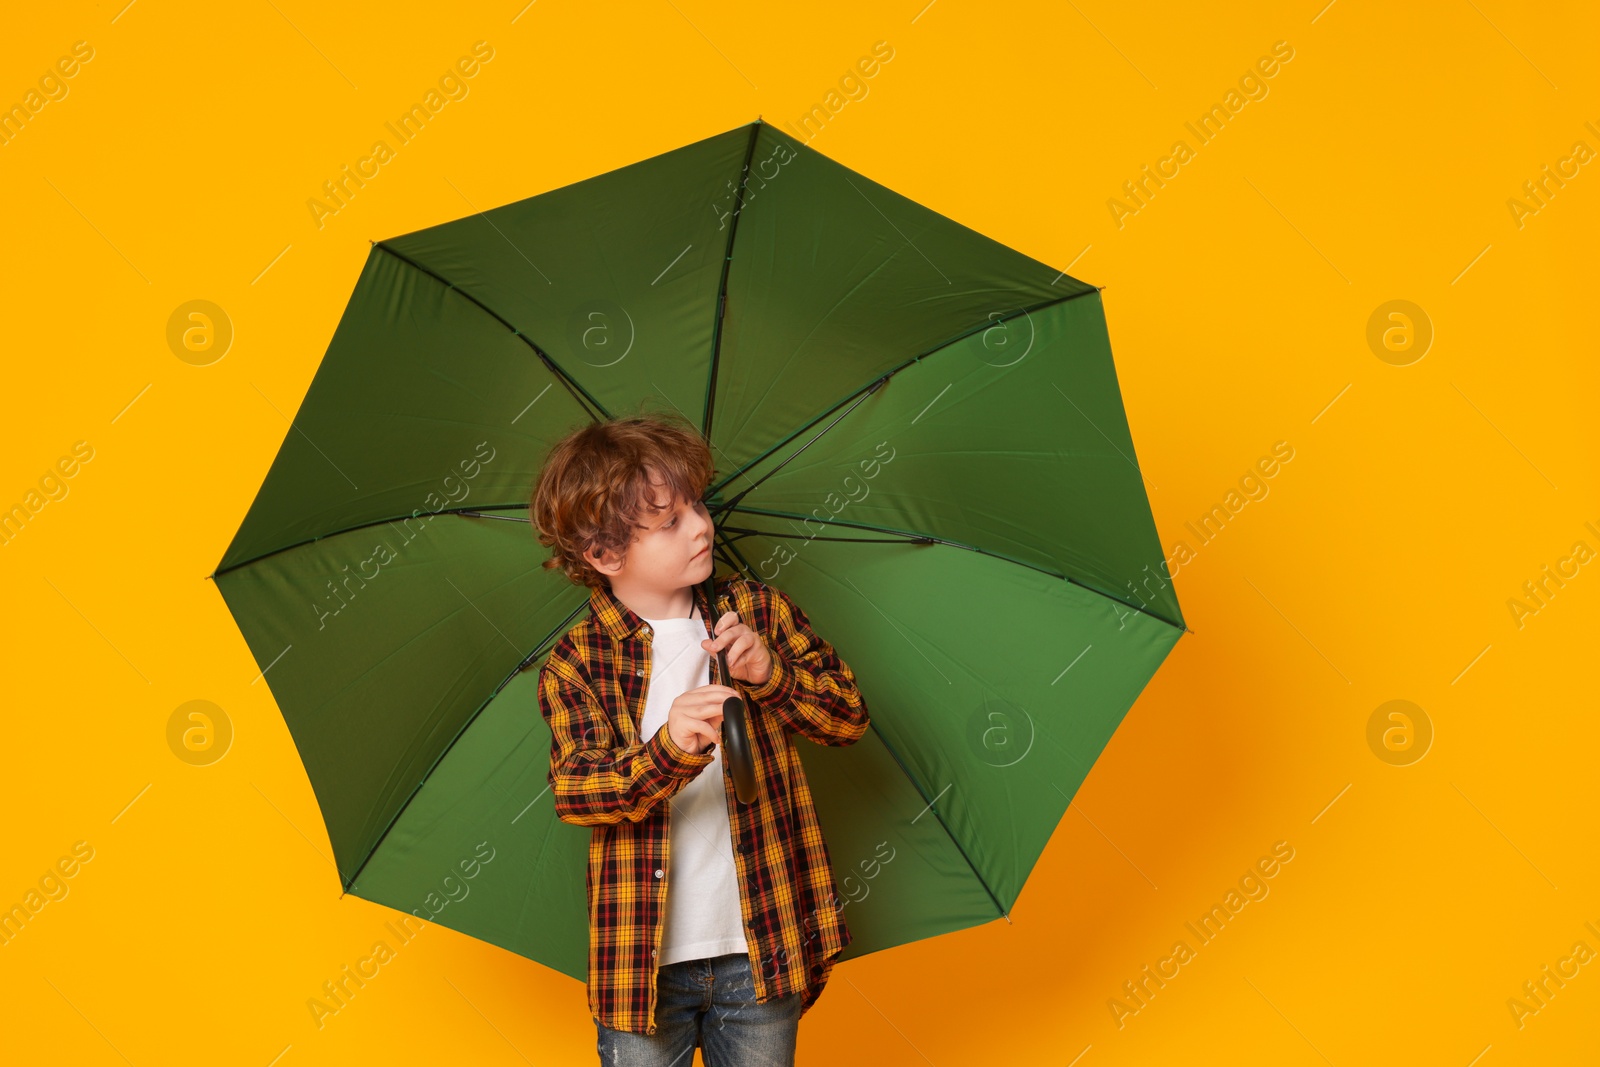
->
xmin=537 ymin=572 xmax=870 ymax=1035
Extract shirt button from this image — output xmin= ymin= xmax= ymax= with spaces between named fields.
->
xmin=636 ymin=668 xmax=645 ymax=676
xmin=654 ymin=869 xmax=664 ymax=878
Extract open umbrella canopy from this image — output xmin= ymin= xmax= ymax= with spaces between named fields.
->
xmin=211 ymin=119 xmax=1186 ymax=982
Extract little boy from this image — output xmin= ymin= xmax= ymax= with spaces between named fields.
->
xmin=529 ymin=412 xmax=871 ymax=1066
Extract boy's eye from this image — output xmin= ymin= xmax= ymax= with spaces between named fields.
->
xmin=662 ymin=500 xmax=705 ymax=530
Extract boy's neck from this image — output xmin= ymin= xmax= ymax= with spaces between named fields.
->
xmin=609 ymin=576 xmax=697 ymax=623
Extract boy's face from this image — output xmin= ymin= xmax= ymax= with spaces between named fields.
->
xmin=584 ymin=472 xmax=716 ymax=594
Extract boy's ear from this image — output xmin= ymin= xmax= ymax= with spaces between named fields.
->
xmin=583 ymin=541 xmax=622 ymax=577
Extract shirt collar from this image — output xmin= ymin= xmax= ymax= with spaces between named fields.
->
xmin=589 ymin=577 xmax=717 ymax=643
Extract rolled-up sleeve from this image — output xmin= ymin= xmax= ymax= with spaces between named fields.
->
xmin=743 ymin=583 xmax=869 ymax=747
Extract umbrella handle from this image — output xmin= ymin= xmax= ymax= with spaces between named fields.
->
xmin=715 ymin=646 xmax=760 ymax=805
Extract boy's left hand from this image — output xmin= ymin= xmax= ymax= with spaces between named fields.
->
xmin=702 ymin=611 xmax=773 ymax=687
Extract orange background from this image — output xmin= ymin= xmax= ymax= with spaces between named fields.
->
xmin=3 ymin=1 xmax=1597 ymax=1063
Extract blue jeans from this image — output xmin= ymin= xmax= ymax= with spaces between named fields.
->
xmin=595 ymin=952 xmax=802 ymax=1066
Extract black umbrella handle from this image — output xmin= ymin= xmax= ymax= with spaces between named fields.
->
xmin=706 ymin=577 xmax=760 ymax=805
xmin=716 ymin=646 xmax=760 ymax=805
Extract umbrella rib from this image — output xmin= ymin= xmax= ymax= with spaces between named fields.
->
xmin=718 ymin=529 xmax=764 ymax=583
xmin=866 ymin=722 xmax=1012 ymax=924
xmin=712 ymin=523 xmax=1013 ymax=922
xmin=706 ymin=285 xmax=1102 ymax=503
xmin=371 ymin=241 xmax=612 ymax=425
xmin=209 ymin=502 xmax=887 ymax=584
xmin=211 ymin=506 xmax=526 ymax=579
xmin=712 ymin=375 xmax=888 ymax=518
xmin=717 ymin=525 xmax=918 ymax=546
xmin=700 ymin=120 xmax=764 ymax=442
xmin=210 ymin=233 xmax=623 ymax=579
xmin=491 ymin=597 xmax=592 ymax=698
xmin=709 ymin=539 xmax=747 ymax=589
xmin=719 ymin=506 xmax=1188 ymax=634
xmin=342 ymin=593 xmax=592 ymax=893
xmin=458 ymin=510 xmax=1182 ymax=635
xmin=716 ymin=533 xmax=1015 ymax=922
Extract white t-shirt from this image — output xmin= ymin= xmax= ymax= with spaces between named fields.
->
xmin=637 ymin=603 xmax=749 ymax=966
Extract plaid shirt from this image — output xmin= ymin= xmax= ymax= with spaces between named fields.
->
xmin=537 ymin=572 xmax=870 ymax=1035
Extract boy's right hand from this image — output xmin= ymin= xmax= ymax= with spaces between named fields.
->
xmin=666 ymin=684 xmax=740 ymax=754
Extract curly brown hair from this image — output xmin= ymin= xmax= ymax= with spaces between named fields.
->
xmin=529 ymin=411 xmax=717 ymax=590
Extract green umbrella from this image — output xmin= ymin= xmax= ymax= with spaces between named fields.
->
xmin=211 ymin=118 xmax=1186 ymax=983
